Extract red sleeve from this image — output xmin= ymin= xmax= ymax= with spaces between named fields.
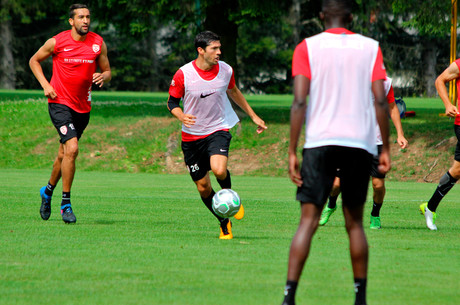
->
xmin=371 ymin=47 xmax=386 ymax=82
xmin=386 ymin=85 xmax=395 ymax=104
xmin=454 ymin=59 xmax=460 ymax=70
xmin=228 ymin=70 xmax=236 ymax=89
xmin=168 ymin=69 xmax=185 ymax=99
xmin=292 ymin=40 xmax=311 ymax=79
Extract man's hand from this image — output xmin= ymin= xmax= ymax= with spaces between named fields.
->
xmin=445 ymin=103 xmax=459 ymax=118
xmin=93 ymin=73 xmax=105 ymax=87
xmin=181 ymin=113 xmax=196 ymax=128
xmin=44 ymin=84 xmax=57 ymax=99
xmin=397 ymin=136 xmax=408 ymax=149
xmin=289 ymin=152 xmax=302 ymax=187
xmin=252 ymin=116 xmax=267 ymax=134
xmin=378 ymin=149 xmax=391 ymax=175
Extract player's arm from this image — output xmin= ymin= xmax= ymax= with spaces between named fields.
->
xmin=94 ymin=41 xmax=112 ymax=87
xmin=167 ymin=70 xmax=196 ymax=128
xmin=168 ymin=95 xmax=196 ymax=128
xmin=289 ymin=74 xmax=309 ymax=187
xmin=373 ymin=79 xmax=391 ymax=174
xmin=389 ymin=102 xmax=408 ymax=149
xmin=435 ymin=61 xmax=460 ymax=117
xmin=29 ymin=38 xmax=57 ymax=99
xmin=226 ymin=86 xmax=267 ymax=134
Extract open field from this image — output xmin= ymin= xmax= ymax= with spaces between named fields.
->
xmin=1 ymin=91 xmax=460 ymax=304
xmin=1 ymin=169 xmax=459 ymax=305
xmin=0 ymin=90 xmax=457 ymax=181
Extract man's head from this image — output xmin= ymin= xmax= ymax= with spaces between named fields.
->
xmin=321 ymin=0 xmax=354 ymax=25
xmin=195 ymin=31 xmax=220 ymax=53
xmin=195 ymin=31 xmax=221 ymax=67
xmin=69 ymin=4 xmax=91 ymax=36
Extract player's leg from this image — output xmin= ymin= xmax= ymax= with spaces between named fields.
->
xmin=369 ymin=145 xmax=385 ymax=229
xmin=210 ymin=154 xmax=229 ymax=186
xmin=208 ymin=130 xmax=245 ymax=220
xmin=319 ymin=175 xmax=340 ymax=226
xmin=339 ymin=147 xmax=372 ymax=305
xmin=194 ymin=174 xmax=232 ymax=239
xmin=421 ymin=125 xmax=460 ymax=230
xmin=40 ymin=143 xmax=63 ymax=220
xmin=58 ymin=107 xmax=89 ymax=223
xmin=183 ymin=137 xmax=231 ymax=238
xmin=342 ymin=204 xmax=368 ymax=305
xmin=282 ymin=147 xmax=336 ymax=305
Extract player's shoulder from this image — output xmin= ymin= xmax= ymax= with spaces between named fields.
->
xmin=179 ymin=61 xmax=194 ymax=71
xmin=53 ymin=30 xmax=71 ymax=41
xmin=217 ymin=61 xmax=233 ymax=76
xmin=86 ymin=31 xmax=103 ymax=43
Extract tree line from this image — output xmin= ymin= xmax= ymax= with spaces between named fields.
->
xmin=0 ymin=0 xmax=455 ymax=96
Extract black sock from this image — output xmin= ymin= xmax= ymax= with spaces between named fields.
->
xmin=201 ymin=189 xmax=224 ymax=222
xmin=371 ymin=201 xmax=382 ymax=217
xmin=282 ymin=280 xmax=297 ymax=305
xmin=45 ymin=181 xmax=56 ymax=197
xmin=217 ymin=170 xmax=231 ymax=189
xmin=327 ymin=195 xmax=338 ymax=209
xmin=61 ymin=192 xmax=71 ymax=207
xmin=428 ymin=171 xmax=457 ymax=212
xmin=354 ymin=278 xmax=367 ymax=305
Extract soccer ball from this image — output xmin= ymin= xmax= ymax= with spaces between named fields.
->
xmin=212 ymin=189 xmax=241 ymax=218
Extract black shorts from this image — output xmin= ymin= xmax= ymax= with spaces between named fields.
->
xmin=454 ymin=125 xmax=460 ymax=161
xmin=370 ymin=145 xmax=386 ymax=179
xmin=297 ymin=146 xmax=372 ymax=208
xmin=49 ymin=103 xmax=90 ymax=144
xmin=181 ymin=130 xmax=232 ymax=181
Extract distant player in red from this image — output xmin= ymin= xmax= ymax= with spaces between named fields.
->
xmin=168 ymin=31 xmax=267 ymax=239
xmin=282 ymin=1 xmax=390 ymax=305
xmin=30 ymin=3 xmax=111 ymax=224
xmin=420 ymin=58 xmax=460 ymax=230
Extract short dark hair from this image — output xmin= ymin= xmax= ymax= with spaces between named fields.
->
xmin=322 ymin=0 xmax=354 ymax=16
xmin=69 ymin=4 xmax=89 ymax=19
xmin=194 ymin=31 xmax=220 ymax=51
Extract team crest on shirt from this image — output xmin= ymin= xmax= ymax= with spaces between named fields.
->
xmin=171 ymin=80 xmax=176 ymax=87
xmin=92 ymin=44 xmax=100 ymax=53
xmin=60 ymin=125 xmax=68 ymax=135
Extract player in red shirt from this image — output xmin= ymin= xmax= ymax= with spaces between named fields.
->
xmin=168 ymin=31 xmax=266 ymax=239
xmin=420 ymin=58 xmax=460 ymax=230
xmin=30 ymin=4 xmax=111 ymax=224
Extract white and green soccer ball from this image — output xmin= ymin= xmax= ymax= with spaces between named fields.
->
xmin=212 ymin=189 xmax=241 ymax=218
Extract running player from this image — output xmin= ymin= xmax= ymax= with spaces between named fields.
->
xmin=30 ymin=3 xmax=111 ymax=223
xmin=420 ymin=58 xmax=460 ymax=230
xmin=281 ymin=1 xmax=390 ymax=304
xmin=167 ymin=31 xmax=267 ymax=239
xmin=319 ymin=77 xmax=408 ymax=229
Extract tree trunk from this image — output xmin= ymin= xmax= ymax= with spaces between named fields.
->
xmin=203 ymin=0 xmax=239 ymax=79
xmin=0 ymin=16 xmax=16 ymax=89
xmin=422 ymin=38 xmax=437 ymax=97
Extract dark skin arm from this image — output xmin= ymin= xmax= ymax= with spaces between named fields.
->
xmin=288 ymin=75 xmax=309 ymax=187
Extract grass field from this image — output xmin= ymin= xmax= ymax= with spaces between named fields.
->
xmin=1 ymin=169 xmax=459 ymax=305
xmin=1 ymin=90 xmax=459 ymax=304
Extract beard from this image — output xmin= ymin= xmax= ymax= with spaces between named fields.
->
xmin=75 ymin=25 xmax=90 ymax=36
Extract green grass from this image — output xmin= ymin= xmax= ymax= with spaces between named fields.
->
xmin=1 ymin=90 xmax=456 ymax=181
xmin=1 ymin=169 xmax=459 ymax=305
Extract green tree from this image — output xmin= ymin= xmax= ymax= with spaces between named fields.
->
xmin=392 ymin=0 xmax=452 ymax=96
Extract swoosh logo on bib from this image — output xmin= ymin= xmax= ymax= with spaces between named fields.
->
xmin=200 ymin=92 xmax=216 ymax=98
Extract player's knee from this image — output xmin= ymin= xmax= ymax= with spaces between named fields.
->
xmin=64 ymin=145 xmax=79 ymax=159
xmin=196 ymin=182 xmax=211 ymax=197
xmin=212 ymin=167 xmax=227 ymax=180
